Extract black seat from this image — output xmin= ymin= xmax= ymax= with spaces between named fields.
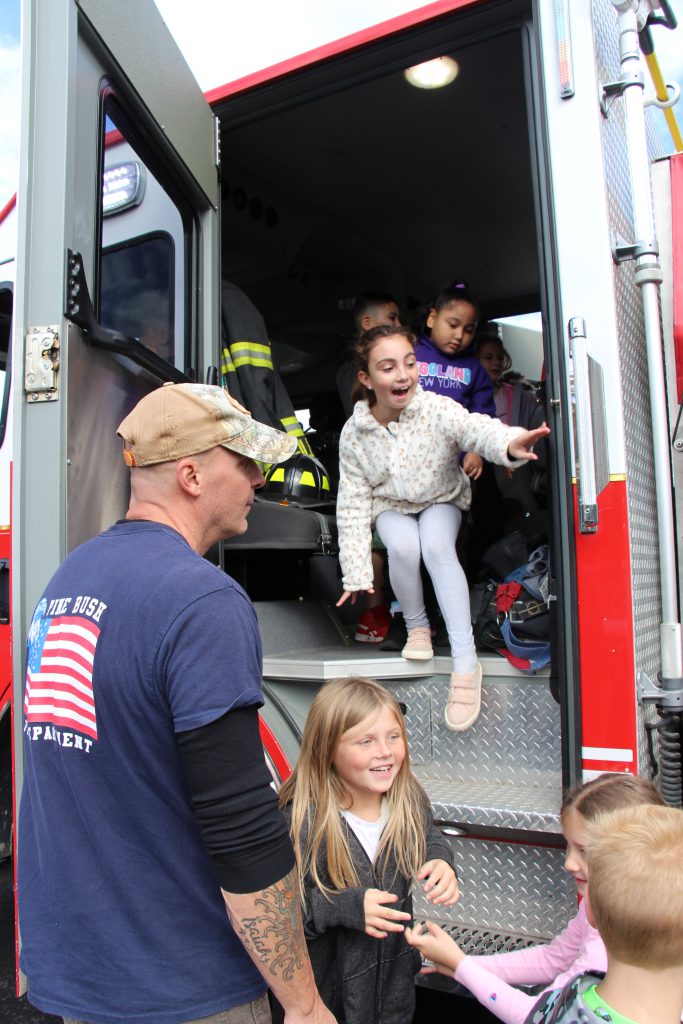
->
xmin=223 ymin=496 xmax=337 ymax=555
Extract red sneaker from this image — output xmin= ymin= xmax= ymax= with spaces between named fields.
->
xmin=354 ymin=604 xmax=391 ymax=643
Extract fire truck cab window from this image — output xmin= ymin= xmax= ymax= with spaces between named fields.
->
xmin=101 ymin=234 xmax=175 ymax=364
xmin=98 ymin=105 xmax=185 ymax=371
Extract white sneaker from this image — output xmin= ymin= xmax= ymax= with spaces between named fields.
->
xmin=444 ymin=662 xmax=483 ymax=731
xmin=401 ymin=626 xmax=433 ymax=661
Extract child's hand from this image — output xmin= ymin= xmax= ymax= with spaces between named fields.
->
xmin=404 ymin=920 xmax=466 ymax=975
xmin=337 ymin=587 xmax=374 ymax=608
xmin=417 ymin=859 xmax=460 ymax=906
xmin=507 ymin=422 xmax=551 ymax=462
xmin=463 ymin=452 xmax=483 ymax=480
xmin=363 ymin=888 xmax=412 ymax=939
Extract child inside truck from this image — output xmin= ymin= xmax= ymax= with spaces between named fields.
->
xmin=467 ymin=325 xmax=549 ymax=572
xmin=336 ymin=324 xmax=547 ymax=730
xmin=337 ymin=290 xmax=402 ymax=646
xmin=476 ymin=326 xmax=546 ymax=434
xmin=336 ymin=290 xmax=401 ymax=418
xmin=404 ymin=772 xmax=665 ymax=1024
xmin=414 ymin=281 xmax=495 ymax=483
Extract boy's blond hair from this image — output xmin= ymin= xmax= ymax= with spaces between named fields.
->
xmin=587 ymin=805 xmax=683 ymax=969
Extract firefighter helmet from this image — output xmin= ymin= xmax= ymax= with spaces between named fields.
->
xmin=263 ymin=453 xmax=332 ymax=505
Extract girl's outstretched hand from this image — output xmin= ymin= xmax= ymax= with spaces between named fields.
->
xmin=336 ymin=588 xmax=374 ymax=608
xmin=417 ymin=859 xmax=460 ymax=906
xmin=507 ymin=422 xmax=551 ymax=462
xmin=404 ymin=920 xmax=465 ymax=976
xmin=363 ymin=888 xmax=412 ymax=939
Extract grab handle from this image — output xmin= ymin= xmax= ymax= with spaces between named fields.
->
xmin=568 ymin=317 xmax=609 ymax=533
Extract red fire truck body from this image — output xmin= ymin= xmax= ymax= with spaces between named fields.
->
xmin=2 ymin=0 xmax=683 ymax=991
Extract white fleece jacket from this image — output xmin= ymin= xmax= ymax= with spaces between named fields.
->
xmin=337 ymin=386 xmax=524 ymax=592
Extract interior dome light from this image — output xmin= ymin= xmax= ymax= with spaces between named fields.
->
xmin=404 ymin=57 xmax=459 ymax=89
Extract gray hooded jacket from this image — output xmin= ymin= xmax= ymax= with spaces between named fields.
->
xmin=287 ymin=804 xmax=455 ymax=1024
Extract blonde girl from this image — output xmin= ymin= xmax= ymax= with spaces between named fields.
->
xmin=278 ymin=676 xmax=458 ymax=1024
xmin=336 ymin=324 xmax=549 ymax=731
xmin=405 ymin=773 xmax=665 ymax=1024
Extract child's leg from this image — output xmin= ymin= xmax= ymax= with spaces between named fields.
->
xmin=375 ymin=511 xmax=430 ymax=631
xmin=418 ymin=503 xmax=477 ymax=675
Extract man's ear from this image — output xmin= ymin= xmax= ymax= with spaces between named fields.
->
xmin=176 ymin=457 xmax=202 ymax=496
xmin=360 ymin=313 xmax=373 ymax=333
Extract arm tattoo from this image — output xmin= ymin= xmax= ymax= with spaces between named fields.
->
xmin=226 ymin=870 xmax=306 ymax=981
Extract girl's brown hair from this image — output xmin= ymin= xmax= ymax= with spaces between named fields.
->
xmin=561 ymin=772 xmax=664 ymax=822
xmin=278 ymin=676 xmax=430 ymax=902
xmin=350 ymin=324 xmax=416 ymax=407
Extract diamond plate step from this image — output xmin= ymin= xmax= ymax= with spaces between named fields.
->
xmin=260 ymin=601 xmax=563 ymax=836
xmin=383 ymin=676 xmax=562 ymax=834
xmin=412 ymin=833 xmax=575 ymax=942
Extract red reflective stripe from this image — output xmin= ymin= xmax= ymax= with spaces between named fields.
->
xmin=574 ymin=480 xmax=638 ymax=762
xmin=582 ymin=759 xmax=633 ymax=774
xmin=259 ymin=714 xmax=292 ymax=783
xmin=206 ymin=0 xmax=484 ymax=104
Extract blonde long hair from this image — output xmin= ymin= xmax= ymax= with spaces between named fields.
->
xmin=279 ymin=676 xmax=430 ymax=902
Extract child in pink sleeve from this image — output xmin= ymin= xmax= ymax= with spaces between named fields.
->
xmin=455 ymin=900 xmax=604 ymax=1023
xmin=405 ymin=773 xmax=664 ymax=1024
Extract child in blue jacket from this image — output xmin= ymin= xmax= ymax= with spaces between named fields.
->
xmin=414 ymin=281 xmax=494 ymax=481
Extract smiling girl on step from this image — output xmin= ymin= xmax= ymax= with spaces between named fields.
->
xmin=278 ymin=676 xmax=458 ymax=1024
xmin=336 ymin=324 xmax=549 ymax=730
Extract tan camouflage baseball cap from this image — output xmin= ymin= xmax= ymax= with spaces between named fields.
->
xmin=117 ymin=382 xmax=297 ymax=467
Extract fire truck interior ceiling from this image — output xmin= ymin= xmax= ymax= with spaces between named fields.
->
xmin=211 ymin=2 xmax=538 ymax=404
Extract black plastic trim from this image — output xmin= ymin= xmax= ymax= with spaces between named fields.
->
xmin=65 ymin=249 xmax=190 ymax=384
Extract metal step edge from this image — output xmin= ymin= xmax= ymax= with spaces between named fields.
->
xmin=416 ymin=771 xmax=563 ymax=834
xmin=263 ymin=649 xmax=550 ymax=683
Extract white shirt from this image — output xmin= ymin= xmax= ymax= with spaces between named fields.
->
xmin=341 ymin=800 xmax=390 ymax=863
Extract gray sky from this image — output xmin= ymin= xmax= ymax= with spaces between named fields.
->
xmin=1 ymin=0 xmax=683 ymax=208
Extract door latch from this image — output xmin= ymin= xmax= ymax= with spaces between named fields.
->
xmin=25 ymin=326 xmax=60 ymax=402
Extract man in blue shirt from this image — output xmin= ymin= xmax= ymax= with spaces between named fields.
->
xmin=18 ymin=382 xmax=336 ymax=1024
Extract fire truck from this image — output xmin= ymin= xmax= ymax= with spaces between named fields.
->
xmin=3 ymin=0 xmax=683 ymax=992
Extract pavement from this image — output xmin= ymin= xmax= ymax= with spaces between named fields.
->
xmin=0 ymin=863 xmax=60 ymax=1023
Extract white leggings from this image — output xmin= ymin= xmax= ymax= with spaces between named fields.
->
xmin=375 ymin=504 xmax=477 ymax=674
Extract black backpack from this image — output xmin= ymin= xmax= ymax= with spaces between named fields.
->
xmin=471 ymin=540 xmax=551 ymax=674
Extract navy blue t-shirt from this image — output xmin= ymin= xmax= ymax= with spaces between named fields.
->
xmin=18 ymin=521 xmax=268 ymax=1024
xmin=414 ymin=334 xmax=495 ymax=415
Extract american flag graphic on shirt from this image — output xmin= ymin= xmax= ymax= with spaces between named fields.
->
xmin=25 ymin=600 xmax=99 ymax=741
